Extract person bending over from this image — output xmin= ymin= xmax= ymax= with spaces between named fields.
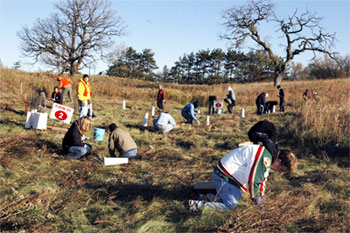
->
xmin=108 ymin=123 xmax=138 ymax=158
xmin=153 ymin=112 xmax=176 ymax=132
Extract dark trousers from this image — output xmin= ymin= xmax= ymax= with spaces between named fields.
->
xmin=208 ymin=100 xmax=215 ymax=114
xmin=157 ymin=99 xmax=164 ymax=110
xmin=279 ymin=98 xmax=285 ymax=112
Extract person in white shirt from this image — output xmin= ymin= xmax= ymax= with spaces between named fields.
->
xmin=153 ymin=112 xmax=176 ymax=132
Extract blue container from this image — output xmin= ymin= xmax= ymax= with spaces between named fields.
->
xmin=216 ymin=108 xmax=222 ymax=114
xmin=93 ymin=128 xmax=105 ymax=141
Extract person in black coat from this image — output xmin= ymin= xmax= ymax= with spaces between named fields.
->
xmin=208 ymin=96 xmax=217 ymax=115
xmin=248 ymin=119 xmax=278 ymax=162
xmin=51 ymin=87 xmax=63 ymax=104
xmin=62 ymin=117 xmax=92 ymax=159
xmin=277 ymin=85 xmax=285 ymax=112
xmin=255 ymin=92 xmax=268 ymax=115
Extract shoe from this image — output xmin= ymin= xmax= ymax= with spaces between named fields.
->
xmin=189 ymin=200 xmax=201 ymax=212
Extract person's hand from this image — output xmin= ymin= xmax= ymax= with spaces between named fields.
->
xmin=162 ymin=99 xmax=165 ymax=103
xmin=196 ymin=120 xmax=200 ymax=125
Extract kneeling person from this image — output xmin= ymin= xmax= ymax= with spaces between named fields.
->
xmin=190 ymin=145 xmax=297 ymax=211
xmin=108 ymin=123 xmax=138 ymax=158
xmin=62 ymin=117 xmax=92 ymax=159
xmin=153 ymin=112 xmax=176 ymax=132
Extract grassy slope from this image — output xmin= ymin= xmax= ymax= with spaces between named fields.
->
xmin=0 ymin=70 xmax=349 ymax=232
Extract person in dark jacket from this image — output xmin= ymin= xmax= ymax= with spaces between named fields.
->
xmin=62 ymin=117 xmax=92 ymax=159
xmin=277 ymin=85 xmax=285 ymax=112
xmin=51 ymin=87 xmax=63 ymax=104
xmin=208 ymin=96 xmax=217 ymax=115
xmin=157 ymin=85 xmax=166 ymax=111
xmin=256 ymin=92 xmax=268 ymax=115
xmin=248 ymin=119 xmax=278 ymax=162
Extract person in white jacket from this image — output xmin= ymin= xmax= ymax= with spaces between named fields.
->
xmin=189 ymin=145 xmax=297 ymax=211
xmin=153 ymin=112 xmax=176 ymax=132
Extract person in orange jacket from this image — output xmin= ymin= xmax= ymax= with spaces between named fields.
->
xmin=57 ymin=76 xmax=73 ymax=102
xmin=77 ymin=74 xmax=93 ymax=118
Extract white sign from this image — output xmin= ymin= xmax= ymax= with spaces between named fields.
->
xmin=214 ymin=100 xmax=224 ymax=109
xmin=104 ymin=157 xmax=128 ymax=165
xmin=49 ymin=103 xmax=74 ymax=124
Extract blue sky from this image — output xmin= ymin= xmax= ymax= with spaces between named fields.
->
xmin=1 ymin=0 xmax=349 ymax=74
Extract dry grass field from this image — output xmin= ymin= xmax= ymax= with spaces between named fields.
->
xmin=0 ymin=69 xmax=349 ymax=232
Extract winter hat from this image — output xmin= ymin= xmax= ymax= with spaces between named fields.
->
xmin=108 ymin=123 xmax=118 ymax=132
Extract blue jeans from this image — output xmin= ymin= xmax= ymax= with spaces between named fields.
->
xmin=181 ymin=110 xmax=194 ymax=124
xmin=68 ymin=144 xmax=92 ymax=159
xmin=120 ymin=148 xmax=138 ymax=158
xmin=200 ymin=172 xmax=243 ymax=210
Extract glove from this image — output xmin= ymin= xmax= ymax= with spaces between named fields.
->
xmin=253 ymin=196 xmax=264 ymax=208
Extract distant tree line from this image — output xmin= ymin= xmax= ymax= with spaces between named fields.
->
xmin=107 ymin=47 xmax=158 ymax=80
xmin=106 ymin=47 xmax=349 ymax=84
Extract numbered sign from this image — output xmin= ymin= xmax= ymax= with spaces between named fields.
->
xmin=49 ymin=103 xmax=74 ymax=124
xmin=214 ymin=100 xmax=223 ymax=109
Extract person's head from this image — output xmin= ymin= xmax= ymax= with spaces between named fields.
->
xmin=192 ymin=100 xmax=200 ymax=108
xmin=108 ymin=123 xmax=118 ymax=133
xmin=77 ymin=117 xmax=91 ymax=134
xmin=83 ymin=74 xmax=89 ymax=82
xmin=277 ymin=85 xmax=281 ymax=89
xmin=265 ymin=93 xmax=269 ymax=98
xmin=227 ymin=86 xmax=232 ymax=92
xmin=271 ymin=149 xmax=298 ymax=174
xmin=54 ymin=87 xmax=59 ymax=92
xmin=158 ymin=85 xmax=162 ymax=90
xmin=56 ymin=76 xmax=61 ymax=81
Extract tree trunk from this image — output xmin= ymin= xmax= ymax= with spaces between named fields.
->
xmin=274 ymin=73 xmax=284 ymax=87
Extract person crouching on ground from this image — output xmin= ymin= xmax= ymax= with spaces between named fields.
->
xmin=62 ymin=117 xmax=92 ymax=159
xmin=181 ymin=100 xmax=200 ymax=125
xmin=153 ymin=112 xmax=176 ymax=132
xmin=108 ymin=123 xmax=138 ymax=158
xmin=189 ymin=146 xmax=297 ymax=211
xmin=51 ymin=87 xmax=63 ymax=104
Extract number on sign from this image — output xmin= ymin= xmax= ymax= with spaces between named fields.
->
xmin=55 ymin=110 xmax=68 ymax=120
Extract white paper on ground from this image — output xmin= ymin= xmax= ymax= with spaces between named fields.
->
xmin=104 ymin=157 xmax=129 ymax=165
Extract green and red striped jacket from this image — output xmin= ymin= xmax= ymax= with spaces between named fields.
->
xmin=214 ymin=145 xmax=272 ymax=198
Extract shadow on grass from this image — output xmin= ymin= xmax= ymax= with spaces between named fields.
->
xmin=0 ymin=119 xmax=24 ymax=127
xmin=125 ymin=123 xmax=155 ymax=133
xmin=0 ymin=104 xmax=25 ymax=116
xmin=85 ymin=180 xmax=197 ymax=202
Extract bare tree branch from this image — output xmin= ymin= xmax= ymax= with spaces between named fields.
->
xmin=17 ymin=0 xmax=126 ymax=75
xmin=220 ymin=0 xmax=337 ymax=86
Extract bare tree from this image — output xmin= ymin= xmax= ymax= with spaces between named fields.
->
xmin=220 ymin=0 xmax=337 ymax=86
xmin=18 ymin=0 xmax=125 ymax=76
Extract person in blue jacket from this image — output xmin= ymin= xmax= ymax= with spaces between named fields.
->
xmin=181 ymin=100 xmax=200 ymax=124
